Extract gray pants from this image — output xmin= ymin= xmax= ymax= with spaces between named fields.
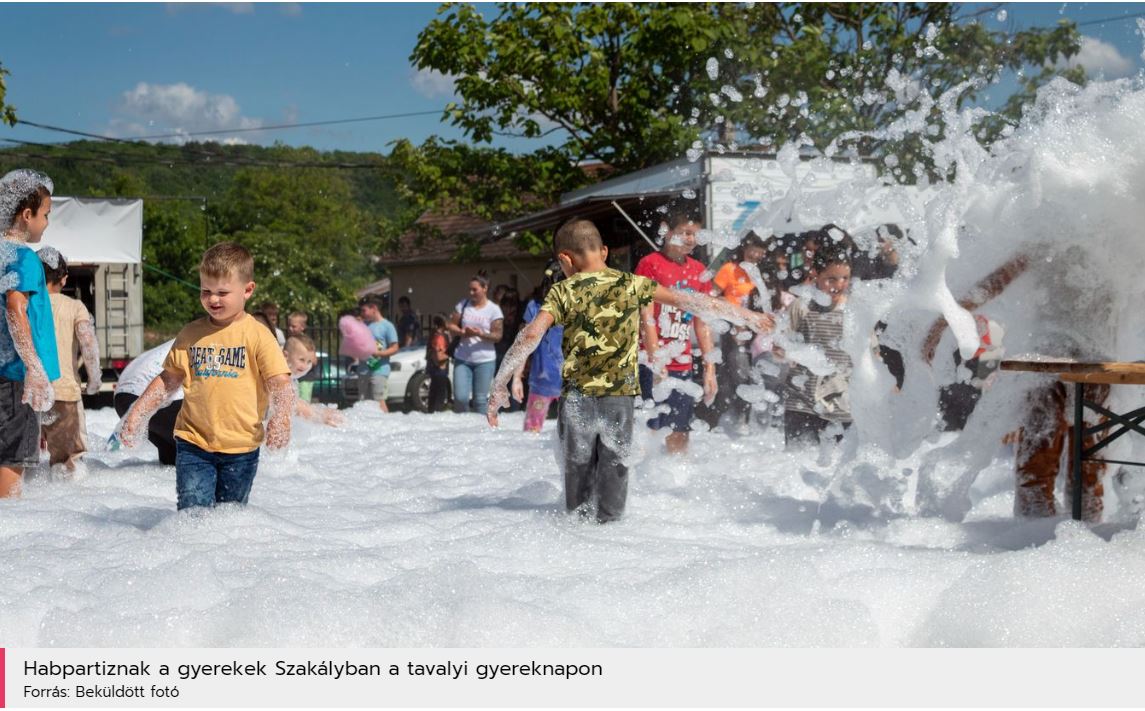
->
xmin=558 ymin=394 xmax=634 ymax=523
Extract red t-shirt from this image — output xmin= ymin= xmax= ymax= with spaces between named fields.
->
xmin=634 ymin=251 xmax=710 ymax=372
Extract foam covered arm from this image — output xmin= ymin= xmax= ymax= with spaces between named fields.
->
xmin=487 ymin=311 xmax=552 ymax=427
xmin=75 ymin=319 xmax=102 ymax=396
xmin=265 ymin=374 xmax=294 ymax=450
xmin=5 ymin=289 xmax=54 ymax=411
xmin=654 ymin=286 xmax=775 ymax=334
xmin=119 ymin=369 xmax=181 ymax=448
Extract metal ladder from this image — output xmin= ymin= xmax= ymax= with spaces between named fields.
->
xmin=104 ymin=264 xmax=131 ymax=359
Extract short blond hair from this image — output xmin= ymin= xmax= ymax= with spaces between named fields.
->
xmin=285 ymin=334 xmax=316 ymax=356
xmin=200 ymin=242 xmax=254 ymax=282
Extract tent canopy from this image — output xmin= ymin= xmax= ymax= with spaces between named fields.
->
xmin=36 ymin=197 xmax=143 ymax=264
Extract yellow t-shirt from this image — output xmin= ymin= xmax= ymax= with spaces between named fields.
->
xmin=163 ymin=313 xmax=291 ymax=453
xmin=49 ymin=293 xmax=93 ymax=402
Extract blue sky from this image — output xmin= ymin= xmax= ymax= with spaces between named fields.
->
xmin=3 ymin=2 xmax=1145 ymax=155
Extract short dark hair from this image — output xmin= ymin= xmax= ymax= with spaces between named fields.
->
xmin=813 ymin=247 xmax=852 ymax=274
xmin=358 ymin=295 xmax=384 ymax=311
xmin=553 ymin=218 xmax=603 ymax=255
xmin=663 ymin=204 xmax=702 ymax=231
xmin=40 ymin=250 xmax=68 ymax=284
xmin=13 ymin=184 xmax=52 ymax=227
xmin=398 ymin=295 xmax=411 ymax=307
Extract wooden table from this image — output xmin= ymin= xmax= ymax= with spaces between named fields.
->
xmin=1000 ymin=359 xmax=1145 ymax=520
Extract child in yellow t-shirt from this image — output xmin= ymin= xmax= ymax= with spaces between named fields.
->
xmin=119 ymin=242 xmax=294 ymax=510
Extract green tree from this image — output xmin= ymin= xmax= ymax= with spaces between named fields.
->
xmin=211 ymin=168 xmax=379 ymax=317
xmin=0 ymin=60 xmax=17 ymax=126
xmin=396 ymin=2 xmax=1082 ymax=228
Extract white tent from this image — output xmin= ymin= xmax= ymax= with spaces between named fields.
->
xmin=36 ymin=197 xmax=143 ymax=264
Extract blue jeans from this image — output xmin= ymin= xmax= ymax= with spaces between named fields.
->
xmin=452 ymin=358 xmax=496 ymax=414
xmin=175 ymin=439 xmax=261 ymax=511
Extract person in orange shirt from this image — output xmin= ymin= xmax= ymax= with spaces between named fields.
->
xmin=119 ymin=242 xmax=294 ymax=510
xmin=710 ymin=231 xmax=768 ymax=434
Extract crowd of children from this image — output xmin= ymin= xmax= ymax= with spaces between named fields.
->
xmin=0 ymin=166 xmax=1046 ymax=527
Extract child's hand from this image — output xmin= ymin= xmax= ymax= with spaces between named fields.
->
xmin=117 ymin=416 xmax=143 ymax=449
xmin=265 ymin=419 xmax=291 ymax=450
xmin=511 ymin=375 xmax=524 ymax=403
xmin=22 ymin=370 xmax=55 ymax=412
xmin=320 ymin=407 xmax=345 ymax=427
xmin=486 ymin=385 xmax=509 ymax=428
xmin=750 ymin=311 xmax=776 ymax=334
xmin=85 ymin=378 xmax=102 ymax=396
xmin=702 ymin=368 xmax=717 ymax=406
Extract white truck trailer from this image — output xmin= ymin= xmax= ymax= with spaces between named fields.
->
xmin=35 ymin=197 xmax=145 ymax=384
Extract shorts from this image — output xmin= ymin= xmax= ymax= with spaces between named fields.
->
xmin=0 ymin=377 xmax=40 ymax=468
xmin=41 ymin=400 xmax=88 ymax=467
xmin=359 ymin=371 xmax=390 ymax=402
xmin=639 ymin=365 xmax=695 ymax=433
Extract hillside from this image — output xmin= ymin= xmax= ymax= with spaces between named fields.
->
xmin=1 ymin=140 xmax=400 ymax=329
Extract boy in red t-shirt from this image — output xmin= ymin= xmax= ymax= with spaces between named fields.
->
xmin=634 ymin=208 xmax=715 ymax=455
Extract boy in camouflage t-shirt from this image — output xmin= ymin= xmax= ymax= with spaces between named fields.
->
xmin=488 ymin=218 xmax=775 ymax=523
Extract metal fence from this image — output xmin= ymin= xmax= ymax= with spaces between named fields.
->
xmin=302 ymin=313 xmax=354 ymax=408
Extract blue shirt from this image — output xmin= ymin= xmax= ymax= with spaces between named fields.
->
xmin=363 ymin=317 xmax=399 ymax=377
xmin=524 ymin=299 xmax=563 ymax=398
xmin=0 ymin=242 xmax=60 ymax=382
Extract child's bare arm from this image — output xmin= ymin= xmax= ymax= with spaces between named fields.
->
xmin=922 ymin=253 xmax=1030 ymax=363
xmin=5 ymin=289 xmax=54 ymax=411
xmin=75 ymin=319 xmax=102 ymax=395
xmin=640 ymin=305 xmax=659 ymax=369
xmin=487 ymin=311 xmax=554 ymax=427
xmin=294 ymin=398 xmax=344 ymax=427
xmin=265 ymin=374 xmax=294 ymax=450
xmin=119 ymin=369 xmax=182 ymax=447
xmin=653 ymin=286 xmax=775 ymax=334
xmin=693 ymin=316 xmax=718 ymax=405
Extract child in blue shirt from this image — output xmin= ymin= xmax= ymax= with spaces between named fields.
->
xmin=1 ymin=169 xmax=61 ymax=498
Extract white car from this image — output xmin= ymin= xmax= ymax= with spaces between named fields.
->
xmin=343 ymin=345 xmax=453 ymax=412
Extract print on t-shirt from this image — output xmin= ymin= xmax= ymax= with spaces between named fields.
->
xmin=188 ymin=344 xmax=248 ymax=378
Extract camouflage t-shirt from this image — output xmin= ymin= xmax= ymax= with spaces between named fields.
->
xmin=541 ymin=268 xmax=658 ymax=396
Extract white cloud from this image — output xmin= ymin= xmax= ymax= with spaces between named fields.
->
xmin=410 ymin=68 xmax=457 ymax=99
xmin=278 ymin=3 xmax=303 ymax=17
xmin=1056 ymin=36 xmax=1136 ymax=79
xmin=109 ymin=82 xmax=263 ymax=144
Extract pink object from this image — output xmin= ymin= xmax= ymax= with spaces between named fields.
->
xmin=339 ymin=315 xmax=376 ymax=359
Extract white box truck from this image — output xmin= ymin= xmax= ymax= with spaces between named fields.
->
xmin=35 ymin=197 xmax=144 ymax=385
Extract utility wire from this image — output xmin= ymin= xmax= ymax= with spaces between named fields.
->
xmin=1075 ymin=11 xmax=1145 ymax=27
xmin=14 ymin=109 xmax=443 ymax=144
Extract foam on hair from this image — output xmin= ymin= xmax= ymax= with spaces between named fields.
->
xmin=200 ymin=242 xmax=254 ymax=282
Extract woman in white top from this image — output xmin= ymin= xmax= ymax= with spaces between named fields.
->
xmin=447 ymin=272 xmax=504 ymax=414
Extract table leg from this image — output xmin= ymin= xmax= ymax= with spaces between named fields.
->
xmin=1072 ymin=381 xmax=1084 ymax=521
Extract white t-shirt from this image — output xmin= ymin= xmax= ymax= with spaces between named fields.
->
xmin=116 ymin=339 xmax=184 ymax=400
xmin=453 ymin=299 xmax=504 ymax=364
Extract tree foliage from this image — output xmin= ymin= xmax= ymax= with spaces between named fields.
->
xmin=0 ymin=141 xmax=395 ymax=327
xmin=212 ymin=168 xmax=379 ymax=316
xmin=0 ymin=60 xmax=16 ymax=126
xmin=396 ymin=2 xmax=1082 ymax=227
